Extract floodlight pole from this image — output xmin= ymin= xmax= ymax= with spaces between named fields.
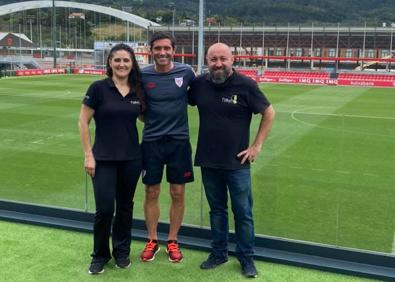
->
xmin=52 ymin=0 xmax=57 ymax=68
xmin=192 ymin=23 xmax=195 ymax=65
xmin=168 ymin=2 xmax=176 ymax=37
xmin=28 ymin=17 xmax=33 ymax=43
xmin=336 ymin=23 xmax=340 ymax=71
xmin=310 ymin=22 xmax=314 ymax=69
xmin=197 ymin=0 xmax=204 ymax=74
xmin=389 ymin=28 xmax=393 ymax=71
xmin=18 ymin=24 xmax=22 ymax=58
xmin=360 ymin=21 xmax=367 ymax=69
xmin=172 ymin=7 xmax=175 ymax=37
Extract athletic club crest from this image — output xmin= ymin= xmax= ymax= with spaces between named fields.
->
xmin=175 ymin=77 xmax=183 ymax=87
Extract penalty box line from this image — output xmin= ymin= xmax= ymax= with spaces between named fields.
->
xmin=280 ymin=110 xmax=395 ymax=121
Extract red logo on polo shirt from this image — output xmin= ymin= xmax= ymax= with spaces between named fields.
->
xmin=183 ymin=171 xmax=192 ymax=178
xmin=146 ymin=82 xmax=156 ymax=89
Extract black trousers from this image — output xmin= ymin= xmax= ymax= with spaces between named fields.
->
xmin=91 ymin=160 xmax=141 ymax=263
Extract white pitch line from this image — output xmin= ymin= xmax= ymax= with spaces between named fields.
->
xmin=290 ymin=166 xmax=303 ymax=169
xmin=290 ymin=109 xmax=395 ymax=138
xmin=335 ymin=170 xmax=350 ymax=174
xmin=29 ymin=134 xmax=66 ymax=145
xmin=392 ymin=232 xmax=395 ymax=254
xmin=283 ymin=110 xmax=395 ymax=121
xmin=363 ymin=173 xmax=378 ymax=177
xmin=312 ymin=168 xmax=326 ymax=172
xmin=290 ymin=111 xmax=317 ymax=127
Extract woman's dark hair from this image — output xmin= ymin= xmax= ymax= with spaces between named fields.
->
xmin=106 ymin=43 xmax=146 ymax=112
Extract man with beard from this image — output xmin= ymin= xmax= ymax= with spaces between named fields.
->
xmin=188 ymin=43 xmax=275 ymax=278
xmin=140 ymin=32 xmax=195 ymax=263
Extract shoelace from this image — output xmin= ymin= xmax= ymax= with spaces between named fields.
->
xmin=144 ymin=240 xmax=157 ymax=251
xmin=167 ymin=242 xmax=180 ymax=252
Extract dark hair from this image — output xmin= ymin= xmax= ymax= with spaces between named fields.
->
xmin=149 ymin=32 xmax=176 ymax=50
xmin=106 ymin=43 xmax=146 ymax=112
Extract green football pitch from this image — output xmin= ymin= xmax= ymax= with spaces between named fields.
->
xmin=0 ymin=75 xmax=394 ymax=254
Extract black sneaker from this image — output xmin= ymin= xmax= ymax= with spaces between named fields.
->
xmin=88 ymin=262 xmax=105 ymax=275
xmin=240 ymin=257 xmax=258 ymax=278
xmin=115 ymin=257 xmax=131 ymax=269
xmin=200 ymin=253 xmax=228 ymax=269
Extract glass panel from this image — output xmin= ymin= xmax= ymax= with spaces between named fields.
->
xmin=254 ymin=84 xmax=395 ymax=254
xmin=0 ymin=75 xmax=91 ymax=210
xmin=252 ymin=85 xmax=343 ymax=244
xmin=131 ymin=107 xmax=207 ymax=225
xmin=335 ymin=88 xmax=395 ymax=253
xmin=131 ymin=169 xmax=206 ymax=226
xmin=1 ymin=74 xmax=394 ymax=256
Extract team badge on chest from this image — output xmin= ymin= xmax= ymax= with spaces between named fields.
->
xmin=175 ymin=77 xmax=183 ymax=87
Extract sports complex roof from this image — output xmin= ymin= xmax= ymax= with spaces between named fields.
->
xmin=0 ymin=0 xmax=160 ymax=29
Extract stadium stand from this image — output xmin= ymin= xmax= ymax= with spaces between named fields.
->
xmin=263 ymin=71 xmax=330 ymax=79
xmin=338 ymin=73 xmax=395 ymax=81
xmin=337 ymin=72 xmax=395 ymax=87
xmin=236 ymin=69 xmax=259 ymax=77
xmin=235 ymin=68 xmax=395 ymax=87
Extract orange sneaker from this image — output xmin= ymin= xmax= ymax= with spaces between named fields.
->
xmin=140 ymin=239 xmax=160 ymax=262
xmin=166 ymin=240 xmax=183 ymax=263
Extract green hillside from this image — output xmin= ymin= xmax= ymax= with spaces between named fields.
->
xmin=0 ymin=0 xmax=394 ymax=25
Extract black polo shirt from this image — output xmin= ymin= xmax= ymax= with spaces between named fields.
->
xmin=188 ymin=71 xmax=271 ymax=169
xmin=82 ymin=78 xmax=142 ymax=161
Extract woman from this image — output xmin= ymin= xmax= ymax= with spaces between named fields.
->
xmin=79 ymin=43 xmax=145 ymax=275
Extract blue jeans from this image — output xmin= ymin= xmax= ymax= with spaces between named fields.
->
xmin=201 ymin=167 xmax=254 ymax=260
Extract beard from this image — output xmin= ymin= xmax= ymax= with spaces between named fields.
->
xmin=209 ymin=67 xmax=232 ymax=84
